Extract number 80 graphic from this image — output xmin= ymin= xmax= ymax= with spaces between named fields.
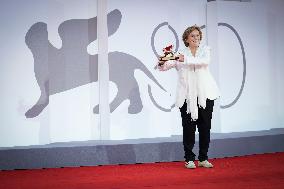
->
xmin=150 ymin=22 xmax=246 ymax=109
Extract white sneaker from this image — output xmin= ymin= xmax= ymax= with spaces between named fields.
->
xmin=198 ymin=160 xmax=213 ymax=168
xmin=185 ymin=161 xmax=196 ymax=169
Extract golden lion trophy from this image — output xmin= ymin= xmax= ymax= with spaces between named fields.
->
xmin=155 ymin=45 xmax=179 ymax=69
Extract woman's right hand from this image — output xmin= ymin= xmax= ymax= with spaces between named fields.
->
xmin=158 ymin=65 xmax=166 ymax=71
xmin=157 ymin=61 xmax=167 ymax=71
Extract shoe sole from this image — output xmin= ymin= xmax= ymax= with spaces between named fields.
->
xmin=185 ymin=163 xmax=196 ymax=169
xmin=198 ymin=164 xmax=213 ymax=168
xmin=185 ymin=165 xmax=196 ymax=169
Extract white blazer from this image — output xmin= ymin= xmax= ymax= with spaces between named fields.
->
xmin=159 ymin=44 xmax=220 ymax=120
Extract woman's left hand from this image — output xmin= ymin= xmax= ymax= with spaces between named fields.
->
xmin=177 ymin=54 xmax=184 ymax=62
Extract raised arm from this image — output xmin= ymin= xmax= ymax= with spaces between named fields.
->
xmin=157 ymin=60 xmax=177 ymax=71
xmin=156 ymin=46 xmax=211 ymax=71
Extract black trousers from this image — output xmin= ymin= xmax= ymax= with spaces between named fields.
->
xmin=179 ymin=98 xmax=214 ymax=162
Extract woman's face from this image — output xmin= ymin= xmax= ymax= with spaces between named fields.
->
xmin=186 ymin=29 xmax=200 ymax=48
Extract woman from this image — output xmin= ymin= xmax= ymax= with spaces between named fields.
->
xmin=158 ymin=25 xmax=220 ymax=169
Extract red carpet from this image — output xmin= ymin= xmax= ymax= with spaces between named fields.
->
xmin=1 ymin=152 xmax=284 ymax=189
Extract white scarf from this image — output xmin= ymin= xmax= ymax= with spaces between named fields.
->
xmin=185 ymin=68 xmax=207 ymax=121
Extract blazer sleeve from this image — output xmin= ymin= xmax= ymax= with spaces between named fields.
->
xmin=158 ymin=60 xmax=177 ymax=71
xmin=159 ymin=60 xmax=186 ymax=71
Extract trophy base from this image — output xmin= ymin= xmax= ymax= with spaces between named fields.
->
xmin=159 ymin=56 xmax=179 ymax=61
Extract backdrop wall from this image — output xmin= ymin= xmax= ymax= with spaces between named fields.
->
xmin=0 ymin=0 xmax=283 ymax=148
